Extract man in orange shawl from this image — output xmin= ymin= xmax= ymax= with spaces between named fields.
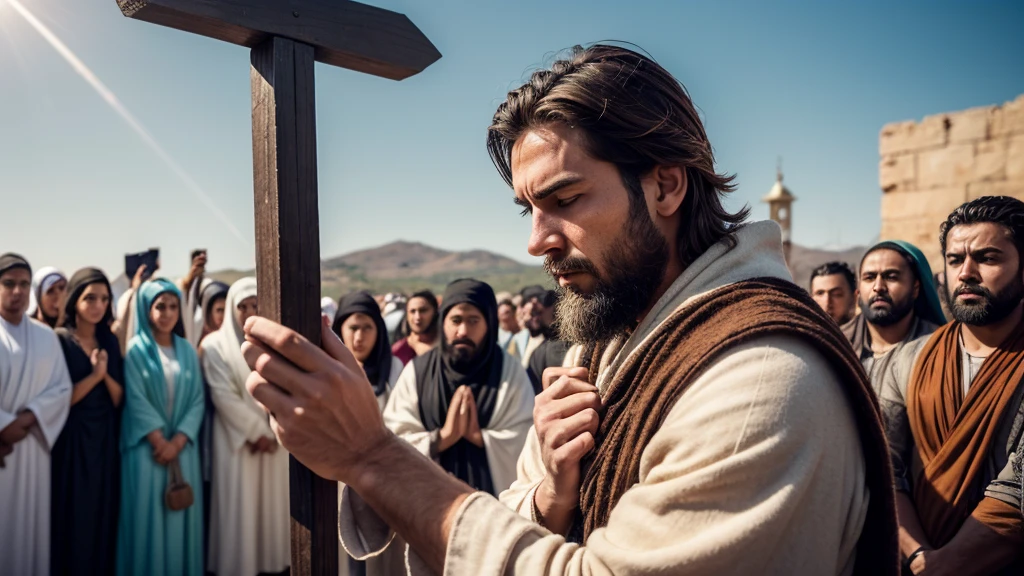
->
xmin=881 ymin=196 xmax=1024 ymax=575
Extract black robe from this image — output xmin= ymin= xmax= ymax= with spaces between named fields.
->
xmin=526 ymin=338 xmax=572 ymax=395
xmin=50 ymin=328 xmax=123 ymax=576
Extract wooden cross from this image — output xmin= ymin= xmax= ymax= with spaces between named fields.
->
xmin=114 ymin=2 xmax=440 ymax=574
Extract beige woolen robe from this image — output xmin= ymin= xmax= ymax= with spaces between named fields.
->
xmin=338 ymin=221 xmax=871 ymax=575
xmin=202 ymin=279 xmax=290 ymax=576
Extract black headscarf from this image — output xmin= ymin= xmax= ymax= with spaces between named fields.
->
xmin=413 ymin=278 xmax=503 ymax=494
xmin=0 ymin=253 xmax=31 ymax=278
xmin=333 ymin=291 xmax=393 ymax=396
xmin=61 ymin=268 xmax=115 ymax=334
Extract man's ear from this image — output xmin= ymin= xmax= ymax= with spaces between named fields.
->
xmin=648 ymin=165 xmax=687 ymax=218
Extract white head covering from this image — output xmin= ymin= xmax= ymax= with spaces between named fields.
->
xmin=27 ymin=266 xmax=66 ymax=317
xmin=320 ymin=296 xmax=338 ymax=320
xmin=201 ymin=277 xmax=257 ymax=388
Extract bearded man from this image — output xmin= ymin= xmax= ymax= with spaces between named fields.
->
xmin=880 ymin=196 xmax=1024 ymax=575
xmin=240 ymin=44 xmax=898 ymax=575
xmin=842 ymin=240 xmax=946 ymax=393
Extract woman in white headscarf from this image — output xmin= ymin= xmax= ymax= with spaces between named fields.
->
xmin=200 ymin=278 xmax=289 ymax=576
xmin=28 ymin=267 xmax=67 ymax=328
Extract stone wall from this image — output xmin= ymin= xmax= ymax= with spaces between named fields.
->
xmin=879 ymin=94 xmax=1024 ymax=269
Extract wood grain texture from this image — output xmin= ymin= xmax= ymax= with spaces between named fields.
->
xmin=251 ymin=36 xmax=338 ymax=576
xmin=116 ymin=0 xmax=440 ymax=80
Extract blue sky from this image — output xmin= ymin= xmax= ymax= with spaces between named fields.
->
xmin=1 ymin=0 xmax=1022 ymax=278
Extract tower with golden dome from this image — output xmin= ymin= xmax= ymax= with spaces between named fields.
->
xmin=763 ymin=162 xmax=796 ymax=262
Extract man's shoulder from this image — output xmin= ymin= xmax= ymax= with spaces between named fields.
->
xmin=670 ymin=334 xmax=854 ymax=428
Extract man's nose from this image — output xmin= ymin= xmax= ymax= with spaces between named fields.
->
xmin=527 ymin=209 xmax=567 ymax=258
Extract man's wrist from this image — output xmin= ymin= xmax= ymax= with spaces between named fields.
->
xmin=534 ymin=476 xmax=578 ymax=533
xmin=345 ymin=430 xmax=399 ymax=488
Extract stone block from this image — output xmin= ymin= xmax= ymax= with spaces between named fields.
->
xmin=918 ymin=144 xmax=975 ymax=189
xmin=967 ymin=180 xmax=1024 ymax=201
xmin=880 ymin=114 xmax=948 ymax=155
xmin=975 ymin=140 xmax=1008 ymax=181
xmin=879 ymin=154 xmax=916 ymax=192
xmin=948 ymin=106 xmax=993 ymax=143
xmin=881 ymin=187 xmax=967 ymax=222
xmin=992 ymin=94 xmax=1024 ymax=138
xmin=880 ymin=215 xmax=943 ymax=263
xmin=1008 ymin=135 xmax=1024 ymax=181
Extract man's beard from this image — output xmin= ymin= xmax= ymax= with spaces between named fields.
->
xmin=943 ymin=276 xmax=1024 ymax=326
xmin=443 ymin=337 xmax=480 ymax=370
xmin=548 ymin=204 xmax=670 ymax=345
xmin=859 ymin=293 xmax=914 ymax=327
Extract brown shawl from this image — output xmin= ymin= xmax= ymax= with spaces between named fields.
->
xmin=577 ymin=277 xmax=898 ymax=576
xmin=907 ymin=320 xmax=1024 ymax=547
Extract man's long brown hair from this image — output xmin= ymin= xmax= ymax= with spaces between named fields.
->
xmin=487 ymin=43 xmax=749 ymax=268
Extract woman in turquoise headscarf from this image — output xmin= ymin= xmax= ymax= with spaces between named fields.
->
xmin=116 ymin=279 xmax=204 ymax=576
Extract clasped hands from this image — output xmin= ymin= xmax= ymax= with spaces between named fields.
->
xmin=437 ymin=385 xmax=484 ymax=452
xmin=0 ymin=410 xmax=38 ymax=467
xmin=246 ymin=436 xmax=279 ymax=454
xmin=148 ymin=431 xmax=188 ymax=466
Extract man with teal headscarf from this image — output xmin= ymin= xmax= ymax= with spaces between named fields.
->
xmin=117 ymin=278 xmax=205 ymax=576
xmin=842 ymin=240 xmax=946 ymax=394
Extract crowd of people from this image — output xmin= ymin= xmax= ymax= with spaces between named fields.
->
xmin=2 ymin=42 xmax=1023 ymax=576
xmin=0 ymin=245 xmax=572 ymax=576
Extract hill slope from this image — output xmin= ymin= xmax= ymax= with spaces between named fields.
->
xmin=212 ymin=241 xmax=549 ymax=297
xmin=210 ymin=240 xmax=868 ymax=298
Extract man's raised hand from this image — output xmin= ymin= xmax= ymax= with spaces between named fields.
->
xmin=242 ymin=314 xmax=390 ymax=483
xmin=533 ymin=366 xmax=601 ymax=535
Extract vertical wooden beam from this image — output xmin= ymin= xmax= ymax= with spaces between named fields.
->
xmin=251 ymin=36 xmax=338 ymax=576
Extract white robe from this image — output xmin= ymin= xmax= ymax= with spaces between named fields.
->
xmin=383 ymin=352 xmax=535 ymax=493
xmin=201 ymin=278 xmax=290 ymax=576
xmin=0 ymin=315 xmax=72 ymax=576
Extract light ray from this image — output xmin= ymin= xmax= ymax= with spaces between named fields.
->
xmin=6 ymin=0 xmax=249 ymax=245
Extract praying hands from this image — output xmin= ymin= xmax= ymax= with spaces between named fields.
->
xmin=438 ymin=385 xmax=483 ymax=451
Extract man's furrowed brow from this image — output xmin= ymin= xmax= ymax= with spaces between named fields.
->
xmin=530 ymin=175 xmax=585 ymax=202
xmin=970 ymin=246 xmax=1004 ymax=258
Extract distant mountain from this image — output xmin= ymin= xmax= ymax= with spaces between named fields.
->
xmin=788 ymin=243 xmax=867 ymax=289
xmin=211 ymin=241 xmax=550 ymax=297
xmin=208 ymin=239 xmax=867 ymax=299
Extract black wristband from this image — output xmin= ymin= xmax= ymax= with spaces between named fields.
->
xmin=902 ymin=546 xmax=928 ymax=573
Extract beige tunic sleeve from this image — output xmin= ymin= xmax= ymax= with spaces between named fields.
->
xmin=444 ymin=336 xmax=869 ymax=576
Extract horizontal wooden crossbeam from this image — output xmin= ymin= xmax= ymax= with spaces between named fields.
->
xmin=116 ymin=0 xmax=440 ymax=80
